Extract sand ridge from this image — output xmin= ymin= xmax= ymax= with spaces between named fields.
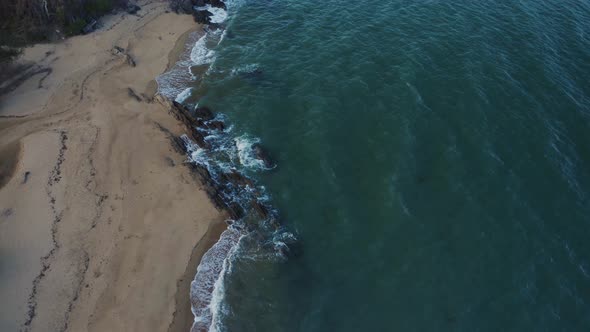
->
xmin=0 ymin=2 xmax=224 ymax=331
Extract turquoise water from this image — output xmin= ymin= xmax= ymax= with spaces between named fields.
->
xmin=180 ymin=0 xmax=590 ymax=330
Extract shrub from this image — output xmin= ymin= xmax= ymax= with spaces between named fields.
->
xmin=64 ymin=18 xmax=88 ymax=36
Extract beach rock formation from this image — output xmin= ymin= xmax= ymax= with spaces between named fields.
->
xmin=192 ymin=0 xmax=227 ymax=9
xmin=193 ymin=9 xmax=213 ymax=24
xmin=208 ymin=0 xmax=227 ymax=10
xmin=204 ymin=120 xmax=225 ymax=131
xmin=194 ymin=106 xmax=215 ymax=120
xmin=171 ymin=0 xmax=194 ymax=14
xmin=251 ymin=143 xmax=276 ymax=169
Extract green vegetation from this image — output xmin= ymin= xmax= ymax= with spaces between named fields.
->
xmin=0 ymin=47 xmax=22 ymax=63
xmin=64 ymin=18 xmax=90 ymax=36
xmin=85 ymin=0 xmax=116 ymax=16
xmin=0 ymin=0 xmax=129 ymax=45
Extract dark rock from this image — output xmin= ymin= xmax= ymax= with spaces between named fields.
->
xmin=126 ymin=54 xmax=136 ymax=67
xmin=189 ymin=127 xmax=210 ymax=149
xmin=194 ymin=106 xmax=214 ymax=120
xmin=221 ymin=171 xmax=254 ymax=187
xmin=172 ymin=0 xmax=193 ymax=13
xmin=127 ymin=4 xmax=141 ymax=14
xmin=82 ymin=20 xmax=97 ymax=34
xmin=113 ymin=46 xmax=125 ymax=54
xmin=209 ymin=0 xmax=227 ymax=10
xmin=205 ymin=120 xmax=225 ymax=131
xmin=172 ymin=100 xmax=192 ymax=117
xmin=127 ymin=87 xmax=142 ymax=101
xmin=193 ymin=10 xmax=213 ymax=24
xmin=170 ymin=135 xmax=186 ymax=154
xmin=192 ymin=0 xmax=226 ymax=9
xmin=188 ymin=163 xmax=212 ymax=182
xmin=23 ymin=171 xmax=31 ymax=184
xmin=240 ymin=68 xmax=263 ymax=80
xmin=269 ymin=217 xmax=280 ymax=228
xmin=165 ymin=157 xmax=176 ymax=167
xmin=171 ymin=101 xmax=197 ymax=127
xmin=251 ymin=143 xmax=276 ymax=169
xmin=226 ymin=202 xmax=244 ymax=220
xmin=282 ymin=241 xmax=302 ymax=259
xmin=251 ymin=200 xmax=269 ymax=219
xmin=169 ymin=101 xmax=210 ymax=148
xmin=205 ymin=23 xmax=222 ymax=31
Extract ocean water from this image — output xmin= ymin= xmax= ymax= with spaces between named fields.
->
xmin=162 ymin=0 xmax=590 ymax=330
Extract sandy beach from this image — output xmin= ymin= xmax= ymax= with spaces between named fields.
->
xmin=0 ymin=1 xmax=226 ymax=331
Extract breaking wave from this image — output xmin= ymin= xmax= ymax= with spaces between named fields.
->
xmin=191 ymin=227 xmax=244 ymax=332
xmin=156 ymin=2 xmax=296 ymax=331
xmin=190 ymin=34 xmax=216 ymax=66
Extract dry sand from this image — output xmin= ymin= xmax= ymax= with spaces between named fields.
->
xmin=0 ymin=2 xmax=226 ymax=331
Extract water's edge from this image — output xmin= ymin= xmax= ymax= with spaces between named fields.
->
xmin=155 ymin=3 xmax=296 ymax=330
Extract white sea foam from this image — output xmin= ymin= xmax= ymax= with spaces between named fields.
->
xmin=235 ymin=135 xmax=267 ymax=170
xmin=159 ymin=5 xmax=298 ymax=330
xmin=218 ymin=29 xmax=228 ymax=45
xmin=195 ymin=5 xmax=229 ymax=24
xmin=175 ymin=87 xmax=194 ymax=103
xmin=191 ymin=227 xmax=243 ymax=332
xmin=182 ymin=135 xmax=214 ymax=172
xmin=230 ymin=63 xmax=260 ymax=76
xmin=191 ymin=34 xmax=216 ymax=66
xmin=155 ymin=31 xmax=202 ymax=99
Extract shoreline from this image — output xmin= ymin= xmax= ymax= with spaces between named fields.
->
xmin=0 ymin=2 xmax=228 ymax=331
xmin=168 ymin=217 xmax=227 ymax=332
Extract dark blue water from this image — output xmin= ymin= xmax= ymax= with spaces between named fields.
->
xmin=182 ymin=0 xmax=590 ymax=330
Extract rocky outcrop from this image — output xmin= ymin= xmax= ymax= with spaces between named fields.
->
xmin=192 ymin=0 xmax=226 ymax=9
xmin=165 ymin=97 xmax=274 ymax=206
xmin=204 ymin=120 xmax=225 ymax=131
xmin=161 ymin=94 xmax=297 ymax=260
xmin=207 ymin=0 xmax=227 ymax=10
xmin=192 ymin=9 xmax=213 ymax=24
xmin=170 ymin=0 xmax=194 ymax=14
xmin=189 ymin=0 xmax=227 ymax=24
xmin=194 ymin=106 xmax=214 ymax=120
xmin=251 ymin=143 xmax=276 ymax=169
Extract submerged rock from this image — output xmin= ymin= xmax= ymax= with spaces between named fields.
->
xmin=221 ymin=170 xmax=255 ymax=187
xmin=251 ymin=143 xmax=276 ymax=169
xmin=205 ymin=120 xmax=225 ymax=131
xmin=226 ymin=202 xmax=245 ymax=220
xmin=280 ymin=240 xmax=302 ymax=259
xmin=251 ymin=200 xmax=270 ymax=219
xmin=240 ymin=68 xmax=264 ymax=80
